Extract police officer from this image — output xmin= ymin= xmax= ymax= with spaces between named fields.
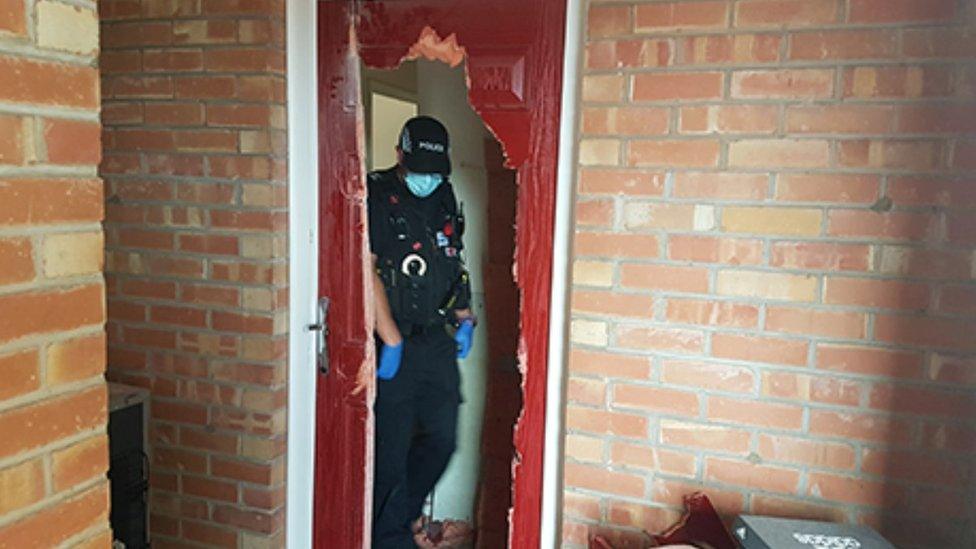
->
xmin=369 ymin=116 xmax=476 ymax=548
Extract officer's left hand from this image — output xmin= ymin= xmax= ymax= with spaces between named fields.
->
xmin=455 ymin=319 xmax=475 ymax=359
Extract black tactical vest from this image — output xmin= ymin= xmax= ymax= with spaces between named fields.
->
xmin=368 ymin=168 xmax=471 ymax=334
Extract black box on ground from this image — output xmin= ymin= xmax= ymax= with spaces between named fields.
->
xmin=732 ymin=515 xmax=895 ymax=549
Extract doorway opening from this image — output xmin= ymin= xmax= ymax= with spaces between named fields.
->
xmin=361 ymin=58 xmax=522 ymax=546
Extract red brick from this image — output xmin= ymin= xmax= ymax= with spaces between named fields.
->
xmin=674 ymin=172 xmax=769 ymax=200
xmin=849 ymin=0 xmax=956 ymax=23
xmin=824 ymin=277 xmax=929 ymax=310
xmin=0 ymin=55 xmax=99 ymax=108
xmin=572 ymin=290 xmax=654 ymax=318
xmin=607 ymin=500 xmax=681 ymax=532
xmin=843 ymin=66 xmax=953 ymax=98
xmin=179 ymin=234 xmax=239 ymax=255
xmin=0 ymin=349 xmax=39 ymax=401
xmin=143 ymin=49 xmax=204 ymax=72
xmin=154 ymin=446 xmax=207 ymax=475
xmin=574 ymin=232 xmax=659 ymax=259
xmin=173 ymin=20 xmax=238 ymax=44
xmin=175 ymin=75 xmax=236 ymax=99
xmin=564 ymin=462 xmax=645 ymax=498
xmin=807 ymin=472 xmax=901 ymax=507
xmin=809 ymin=410 xmax=913 ymax=445
xmin=869 ymin=383 xmax=976 ymax=418
xmin=763 ymin=372 xmax=861 ymax=406
xmin=665 ymin=299 xmax=758 ymax=328
xmin=903 ymin=28 xmax=976 ymax=59
xmin=0 ymin=115 xmax=25 ymax=165
xmin=46 ymin=332 xmax=106 ymax=386
xmin=212 ymin=457 xmax=274 ymax=484
xmin=896 ymin=105 xmax=976 ymax=134
xmin=659 ymin=420 xmax=751 ymax=455
xmin=757 ymin=435 xmax=855 ymax=470
xmin=566 ymin=405 xmax=648 ymax=438
xmin=653 ymin=478 xmax=745 ymax=514
xmin=578 ymin=168 xmax=665 ymax=196
xmin=661 ymin=359 xmax=755 ymax=393
xmin=209 ymin=157 xmax=273 ymax=180
xmin=144 ymin=103 xmax=205 ymax=126
xmin=707 ymin=396 xmax=803 ymax=430
xmin=0 ymin=238 xmax=34 ymax=285
xmin=213 ymin=506 xmax=281 ymax=537
xmin=841 ymin=139 xmax=944 ymax=171
xmin=150 ymin=305 xmax=207 ymax=328
xmin=681 ymin=34 xmax=781 ymax=65
xmin=789 ymin=29 xmax=898 ymax=60
xmin=0 ymin=386 xmax=106 ymax=459
xmin=620 ymin=263 xmax=710 ymax=293
xmin=610 ymin=442 xmax=696 ymax=477
xmin=586 ymin=39 xmax=671 ymax=70
xmin=181 ymin=520 xmax=238 ymax=547
xmin=118 ymin=228 xmax=174 ymax=250
xmin=732 ymin=69 xmax=833 ymax=98
xmin=569 ymin=349 xmax=652 ymax=380
xmin=615 ymin=325 xmax=704 ymax=355
xmin=107 ymin=76 xmax=174 ymax=99
xmin=751 ymin=496 xmax=847 ymax=523
xmin=207 ymin=104 xmax=272 ymax=128
xmin=0 ymin=178 xmax=103 ymax=226
xmin=776 ymin=174 xmax=879 ymax=203
xmin=766 ymin=306 xmax=866 ymax=339
xmin=633 ymin=72 xmax=723 ymax=101
xmin=567 ymin=377 xmax=606 ymax=406
xmin=712 ymin=333 xmax=808 ymax=366
xmin=0 ymin=285 xmax=103 ymax=344
xmin=634 ymin=2 xmax=728 ymax=31
xmin=827 ymin=211 xmax=934 ymax=240
xmin=628 ymin=140 xmax=721 ymax=168
xmin=102 ymin=21 xmax=171 ymax=47
xmin=182 ymin=475 xmax=238 ymax=502
xmin=180 ymin=284 xmax=239 ymax=307
xmin=729 ymin=139 xmax=830 ymax=168
xmin=875 ymin=315 xmax=976 ymax=351
xmin=589 ymin=4 xmax=633 ymax=38
xmin=0 ymin=484 xmax=109 ymax=548
xmin=940 ymin=285 xmax=976 ymax=315
xmin=706 ymin=457 xmax=800 ymax=494
xmin=0 ymin=0 xmax=26 ymax=35
xmin=583 ymin=107 xmax=669 ymax=136
xmin=204 ymin=48 xmax=281 ymax=72
xmin=770 ymin=242 xmax=870 ymax=272
xmin=786 ymin=105 xmax=893 ymax=134
xmin=612 ymin=382 xmax=700 ymax=416
xmin=668 ymin=235 xmax=764 ymax=265
xmin=101 ymin=50 xmax=142 ymax=74
xmin=882 ymin=246 xmax=972 ymax=280
xmin=862 ymin=448 xmax=965 ymax=486
xmin=735 ymin=0 xmax=839 ymax=27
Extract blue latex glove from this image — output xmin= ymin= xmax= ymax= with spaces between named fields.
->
xmin=377 ymin=342 xmax=404 ymax=380
xmin=455 ymin=319 xmax=475 ymax=359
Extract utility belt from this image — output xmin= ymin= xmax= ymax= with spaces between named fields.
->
xmin=376 ymin=248 xmax=469 ymax=336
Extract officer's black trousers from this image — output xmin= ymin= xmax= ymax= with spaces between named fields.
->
xmin=372 ymin=327 xmax=460 ymax=549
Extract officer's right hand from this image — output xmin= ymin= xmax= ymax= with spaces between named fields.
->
xmin=377 ymin=342 xmax=404 ymax=380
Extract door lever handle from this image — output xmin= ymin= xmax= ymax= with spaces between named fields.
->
xmin=311 ymin=297 xmax=330 ymax=375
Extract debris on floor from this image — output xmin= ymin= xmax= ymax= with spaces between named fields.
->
xmin=413 ymin=517 xmax=474 ymax=548
xmin=589 ymin=492 xmax=737 ymax=549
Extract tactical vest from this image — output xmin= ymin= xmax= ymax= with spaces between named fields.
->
xmin=369 ymin=169 xmax=471 ymax=334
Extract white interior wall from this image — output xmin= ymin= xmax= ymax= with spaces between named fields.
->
xmin=416 ymin=59 xmax=491 ymax=523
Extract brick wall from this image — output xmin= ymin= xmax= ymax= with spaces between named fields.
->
xmin=0 ymin=0 xmax=110 ymax=546
xmin=565 ymin=1 xmax=976 ymax=547
xmin=99 ymin=1 xmax=288 ymax=546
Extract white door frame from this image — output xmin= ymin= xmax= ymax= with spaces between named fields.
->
xmin=285 ymin=1 xmax=319 ymax=547
xmin=284 ymin=1 xmax=583 ymax=546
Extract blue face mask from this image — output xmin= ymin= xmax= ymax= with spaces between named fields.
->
xmin=404 ymin=171 xmax=443 ymax=198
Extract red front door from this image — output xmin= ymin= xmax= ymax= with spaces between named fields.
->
xmin=314 ymin=2 xmax=567 ymax=546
